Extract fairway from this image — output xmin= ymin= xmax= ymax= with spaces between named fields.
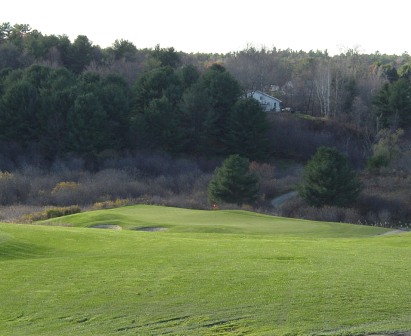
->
xmin=0 ymin=206 xmax=410 ymax=335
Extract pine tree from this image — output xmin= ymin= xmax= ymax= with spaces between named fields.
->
xmin=208 ymin=154 xmax=259 ymax=206
xmin=299 ymin=147 xmax=362 ymax=207
xmin=224 ymin=98 xmax=269 ymax=161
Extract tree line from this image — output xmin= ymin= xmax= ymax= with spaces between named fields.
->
xmin=0 ymin=60 xmax=267 ymax=164
xmin=1 ymin=22 xmax=411 ymax=169
xmin=0 ymin=47 xmax=269 ymax=165
xmin=1 ymin=23 xmax=411 ymax=224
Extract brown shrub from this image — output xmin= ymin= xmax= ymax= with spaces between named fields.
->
xmin=0 ymin=172 xmax=31 ymax=205
xmin=21 ymin=205 xmax=81 ymax=223
xmin=92 ymin=199 xmax=134 ymax=210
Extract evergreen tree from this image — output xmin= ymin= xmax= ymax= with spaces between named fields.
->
xmin=140 ymin=96 xmax=186 ymax=152
xmin=36 ymin=67 xmax=77 ymax=157
xmin=374 ymin=78 xmax=411 ymax=129
xmin=111 ymin=39 xmax=137 ymax=61
xmin=133 ymin=66 xmax=182 ymax=114
xmin=224 ymin=97 xmax=269 ymax=161
xmin=198 ymin=64 xmax=242 ymax=155
xmin=299 ymin=147 xmax=362 ymax=207
xmin=177 ymin=64 xmax=200 ymax=90
xmin=151 ymin=45 xmax=181 ymax=68
xmin=208 ymin=154 xmax=259 ymax=206
xmin=179 ymin=82 xmax=211 ymax=153
xmin=98 ymin=74 xmax=131 ymax=150
xmin=67 ymin=35 xmax=94 ymax=74
xmin=0 ymin=79 xmax=39 ymax=144
xmin=66 ymin=92 xmax=108 ymax=154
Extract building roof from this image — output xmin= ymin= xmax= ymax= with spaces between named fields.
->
xmin=253 ymin=90 xmax=282 ymax=103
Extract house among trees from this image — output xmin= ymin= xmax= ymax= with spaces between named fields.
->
xmin=248 ymin=90 xmax=282 ymax=112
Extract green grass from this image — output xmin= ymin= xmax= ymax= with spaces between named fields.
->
xmin=1 ymin=205 xmax=410 ymax=335
xmin=40 ymin=204 xmax=389 ymax=237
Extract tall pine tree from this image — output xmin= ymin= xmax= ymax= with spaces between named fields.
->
xmin=224 ymin=97 xmax=269 ymax=161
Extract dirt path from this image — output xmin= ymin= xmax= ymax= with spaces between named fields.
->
xmin=378 ymin=229 xmax=407 ymax=236
xmin=368 ymin=333 xmax=411 ymax=336
xmin=271 ymin=191 xmax=298 ymax=207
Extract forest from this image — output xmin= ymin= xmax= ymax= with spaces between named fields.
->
xmin=0 ymin=22 xmax=410 ymax=227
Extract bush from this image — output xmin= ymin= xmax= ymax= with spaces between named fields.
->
xmin=21 ymin=205 xmax=81 ymax=222
xmin=277 ymin=196 xmax=362 ymax=224
xmin=366 ymin=128 xmax=404 ymax=173
xmin=0 ymin=171 xmax=31 ymax=205
xmin=46 ymin=206 xmax=81 ymax=218
xmin=92 ymin=199 xmax=133 ymax=210
xmin=51 ymin=181 xmax=80 ymax=194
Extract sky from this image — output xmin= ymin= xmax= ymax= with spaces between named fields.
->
xmin=2 ymin=0 xmax=410 ymax=55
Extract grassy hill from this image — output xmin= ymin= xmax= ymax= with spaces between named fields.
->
xmin=1 ymin=205 xmax=410 ymax=335
xmin=40 ymin=205 xmax=388 ymax=237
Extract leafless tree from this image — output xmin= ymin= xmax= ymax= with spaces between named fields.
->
xmin=314 ymin=60 xmax=331 ymax=117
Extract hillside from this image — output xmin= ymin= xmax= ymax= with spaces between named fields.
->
xmin=1 ymin=23 xmax=411 ymax=228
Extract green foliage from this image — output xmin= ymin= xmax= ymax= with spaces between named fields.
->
xmin=224 ymin=98 xmax=270 ymax=161
xmin=176 ymin=64 xmax=200 ymax=90
xmin=97 ymin=74 xmax=132 ymax=150
xmin=111 ymin=39 xmax=137 ymax=61
xmin=299 ymin=146 xmax=362 ymax=207
xmin=0 ymin=66 xmax=134 ymax=157
xmin=38 ymin=84 xmax=76 ymax=155
xmin=67 ymin=92 xmax=108 ymax=154
xmin=0 ymin=79 xmax=39 ymax=143
xmin=66 ymin=35 xmax=94 ymax=74
xmin=151 ymin=44 xmax=181 ymax=68
xmin=0 ymin=22 xmax=13 ymax=42
xmin=198 ymin=64 xmax=242 ymax=154
xmin=179 ymin=81 xmax=211 ymax=153
xmin=140 ymin=96 xmax=186 ymax=151
xmin=208 ymin=154 xmax=259 ymax=206
xmin=8 ymin=23 xmax=411 ymax=165
xmin=133 ymin=66 xmax=183 ymax=113
xmin=373 ymin=78 xmax=411 ymax=128
xmin=45 ymin=205 xmax=81 ymax=218
xmin=367 ymin=128 xmax=404 ymax=172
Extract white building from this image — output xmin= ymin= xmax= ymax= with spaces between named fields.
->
xmin=249 ymin=90 xmax=282 ymax=112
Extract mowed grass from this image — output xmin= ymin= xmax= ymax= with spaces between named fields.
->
xmin=40 ymin=204 xmax=389 ymax=237
xmin=0 ymin=206 xmax=409 ymax=335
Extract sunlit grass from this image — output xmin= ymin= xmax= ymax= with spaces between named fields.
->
xmin=41 ymin=204 xmax=389 ymax=237
xmin=0 ymin=206 xmax=410 ymax=335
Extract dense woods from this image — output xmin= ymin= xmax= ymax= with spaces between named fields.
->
xmin=0 ymin=22 xmax=410 ymax=227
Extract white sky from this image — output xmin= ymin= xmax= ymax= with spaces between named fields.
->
xmin=2 ymin=0 xmax=410 ymax=55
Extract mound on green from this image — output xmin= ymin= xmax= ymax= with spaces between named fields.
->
xmin=0 ymin=206 xmax=410 ymax=335
xmin=40 ymin=204 xmax=390 ymax=238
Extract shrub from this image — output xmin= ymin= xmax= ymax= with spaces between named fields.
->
xmin=21 ymin=205 xmax=81 ymax=222
xmin=366 ymin=128 xmax=403 ymax=172
xmin=45 ymin=205 xmax=81 ymax=218
xmin=92 ymin=199 xmax=133 ymax=210
xmin=0 ymin=171 xmax=31 ymax=205
xmin=51 ymin=181 xmax=80 ymax=194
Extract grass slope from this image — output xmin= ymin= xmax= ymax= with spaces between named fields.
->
xmin=0 ymin=206 xmax=410 ymax=335
xmin=41 ymin=204 xmax=389 ymax=237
